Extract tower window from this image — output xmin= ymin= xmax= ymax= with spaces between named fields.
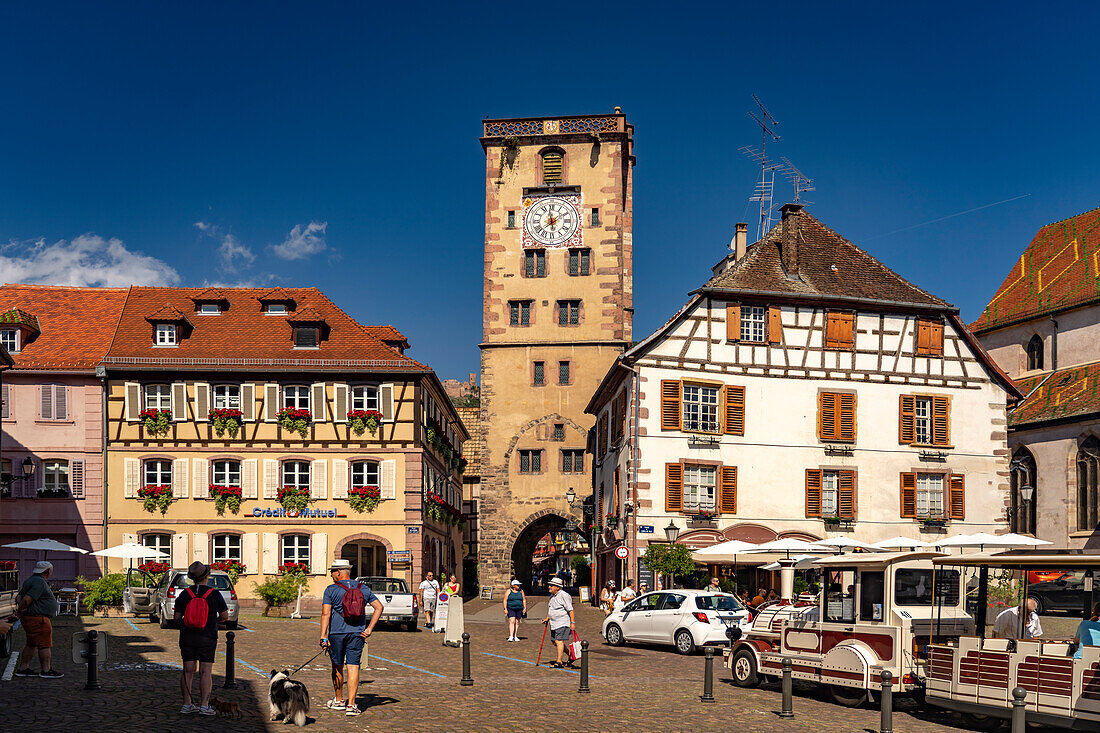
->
xmin=519 ymin=449 xmax=543 ymax=474
xmin=568 ymin=249 xmax=591 ymax=276
xmin=1027 ymin=334 xmax=1044 ymax=371
xmin=508 ymin=300 xmax=532 ymax=327
xmin=552 ymin=423 xmax=565 ymax=441
xmin=532 ymin=361 xmax=545 ymax=386
xmin=524 ymin=250 xmax=546 ymax=278
xmin=507 ymin=211 xmax=516 ymax=228
xmin=541 ymin=150 xmax=563 ymax=184
xmin=558 ymin=360 xmax=571 ymax=385
xmin=591 ymin=208 xmax=600 ymax=227
xmin=557 ymin=300 xmax=581 ymax=326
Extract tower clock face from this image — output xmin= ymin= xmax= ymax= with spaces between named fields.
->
xmin=524 ymin=197 xmax=580 ymax=247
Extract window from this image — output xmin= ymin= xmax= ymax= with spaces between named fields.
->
xmin=569 ymin=249 xmax=591 ymax=276
xmin=265 ymin=303 xmax=287 ymax=315
xmin=144 ymin=384 xmax=171 ymax=411
xmin=591 ymin=208 xmax=600 ymax=227
xmin=281 ymin=534 xmax=310 ymax=566
xmin=916 ymin=318 xmax=944 ymax=356
xmin=682 ymin=383 xmax=720 ymax=433
xmin=740 ymin=306 xmax=766 ymax=342
xmin=532 ymin=361 xmax=545 ymax=386
xmin=916 ymin=473 xmax=945 ymax=518
xmin=524 ymin=250 xmax=546 ymax=278
xmin=212 ymin=385 xmax=240 ymax=410
xmin=899 ymin=394 xmax=949 ymax=446
xmin=821 ymin=471 xmax=839 ymax=517
xmin=825 ymin=312 xmax=855 ymax=349
xmin=557 ymin=300 xmax=581 ymax=326
xmin=0 ymin=458 xmax=9 ymax=497
xmin=860 ymin=571 xmax=886 ymax=621
xmin=0 ymin=329 xmax=19 ymax=353
xmin=683 ymin=464 xmax=717 ymax=511
xmin=1027 ymin=335 xmax=1044 ymax=371
xmin=562 ymin=449 xmax=585 ymax=474
xmin=806 ymin=469 xmax=856 ymax=519
xmin=541 ymin=150 xmax=563 ymax=184
xmin=211 ymin=534 xmax=241 ymax=563
xmin=1077 ymin=437 xmax=1100 ymax=531
xmin=519 ymin=449 xmax=542 ymax=474
xmin=39 ymin=384 xmax=68 ymax=420
xmin=552 ymin=423 xmax=565 ymax=441
xmin=895 ymin=569 xmax=960 ymax=606
xmin=155 ymin=323 xmax=177 ymax=346
xmin=351 ymin=385 xmax=379 ymax=411
xmin=212 ymin=459 xmax=241 ymax=487
xmin=144 ymin=459 xmax=172 ymax=486
xmin=558 ymin=361 xmax=571 ymax=385
xmin=914 ymin=398 xmax=932 ymax=444
xmin=507 ymin=210 xmax=516 ymax=228
xmin=1010 ymin=448 xmax=1037 ymax=534
xmin=823 ymin=569 xmax=856 ymax=623
xmin=351 ymin=460 xmax=380 ymax=487
xmin=508 ymin=300 xmax=532 ymax=327
xmin=40 ymin=460 xmax=69 ymax=496
xmin=198 ymin=303 xmax=221 ymax=315
xmin=818 ymin=392 xmax=856 ymax=442
xmin=142 ymin=533 xmax=171 ymax=562
xmin=283 ymin=385 xmax=310 ymax=410
xmin=293 ymin=327 xmax=318 ymax=348
xmin=282 ymin=461 xmax=310 ymax=489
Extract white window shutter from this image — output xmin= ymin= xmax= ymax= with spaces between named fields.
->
xmin=263 ymin=459 xmax=279 ymax=499
xmin=241 ymin=383 xmax=255 ymax=422
xmin=39 ymin=385 xmax=52 ymax=420
xmin=242 ymin=459 xmax=258 ymax=499
xmin=125 ymin=382 xmax=140 ymax=421
xmin=172 ymin=458 xmax=189 ymax=498
xmin=171 ymin=533 xmax=189 ymax=567
xmin=381 ymin=383 xmax=394 ymax=421
xmin=334 ymin=383 xmax=349 ymax=423
xmin=310 ymin=459 xmax=327 ymax=499
xmin=241 ymin=533 xmax=259 ymax=574
xmin=70 ymin=459 xmax=85 ymax=499
xmin=1 ymin=383 xmax=9 ymax=420
xmin=194 ymin=383 xmax=210 ymax=422
xmin=332 ymin=458 xmax=348 ymax=499
xmin=124 ymin=458 xmax=140 ymax=498
xmin=54 ymin=385 xmax=67 ymax=420
xmin=310 ymin=533 xmax=328 ymax=575
xmin=171 ymin=382 xmax=188 ymax=421
xmin=381 ymin=459 xmax=396 ymax=500
xmin=311 ymin=382 xmax=326 ymax=421
xmin=192 ymin=533 xmax=208 ymax=564
xmin=192 ymin=458 xmax=209 ymax=498
xmin=262 ymin=533 xmax=278 ymax=575
xmin=264 ymin=383 xmax=279 ymax=421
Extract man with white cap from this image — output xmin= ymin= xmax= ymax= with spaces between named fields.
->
xmin=319 ymin=558 xmax=383 ymax=717
xmin=541 ymin=576 xmax=576 ymax=668
xmin=13 ymin=560 xmax=63 ymax=678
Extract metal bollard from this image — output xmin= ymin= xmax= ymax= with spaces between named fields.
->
xmin=700 ymin=647 xmax=716 ymax=703
xmin=460 ymin=632 xmax=473 ymax=686
xmin=779 ymin=657 xmax=794 ymax=719
xmin=84 ymin=629 xmax=100 ymax=691
xmin=578 ymin=640 xmax=590 ymax=693
xmin=879 ymin=670 xmax=893 ymax=733
xmin=222 ymin=631 xmax=238 ymax=689
xmin=1011 ymin=687 xmax=1027 ymax=733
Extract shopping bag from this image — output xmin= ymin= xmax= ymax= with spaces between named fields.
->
xmin=567 ymin=630 xmax=582 ymax=661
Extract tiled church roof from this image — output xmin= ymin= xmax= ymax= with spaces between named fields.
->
xmin=1011 ymin=360 xmax=1100 ymax=426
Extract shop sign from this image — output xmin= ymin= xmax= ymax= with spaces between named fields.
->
xmin=388 ymin=550 xmax=413 ymax=563
xmin=250 ymin=506 xmax=342 ymax=519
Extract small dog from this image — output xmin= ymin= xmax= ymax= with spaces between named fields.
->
xmin=269 ymin=669 xmax=310 ymax=726
xmin=209 ymin=695 xmax=242 ymax=720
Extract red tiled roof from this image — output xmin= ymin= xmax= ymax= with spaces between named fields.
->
xmin=365 ymin=325 xmax=409 ymax=345
xmin=192 ymin=287 xmax=229 ymax=302
xmin=1010 ymin=360 xmax=1100 ymax=426
xmin=455 ymin=406 xmax=481 ymax=476
xmin=0 ymin=308 xmax=41 ymax=332
xmin=971 ymin=206 xmax=1100 ymax=333
xmin=258 ymin=287 xmax=294 ymax=302
xmin=0 ymin=284 xmax=128 ymax=370
xmin=287 ymin=306 xmax=327 ymax=323
xmin=105 ymin=287 xmax=428 ymax=371
xmin=146 ymin=305 xmax=190 ymax=322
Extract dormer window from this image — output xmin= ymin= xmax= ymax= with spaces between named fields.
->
xmin=198 ymin=303 xmax=221 ymax=315
xmin=155 ymin=324 xmax=177 ymax=346
xmin=294 ymin=326 xmax=318 ymax=348
xmin=266 ymin=303 xmax=288 ymax=315
xmin=0 ymin=329 xmax=18 ymax=353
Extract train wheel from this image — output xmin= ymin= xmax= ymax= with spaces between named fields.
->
xmin=731 ymin=648 xmax=759 ymax=687
xmin=959 ymin=712 xmax=1004 ymax=730
xmin=830 ymin=684 xmax=867 ymax=707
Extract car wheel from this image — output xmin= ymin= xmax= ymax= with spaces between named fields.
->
xmin=1028 ymin=595 xmax=1043 ymax=615
xmin=960 ymin=712 xmax=1003 ymax=730
xmin=604 ymin=623 xmax=624 ymax=646
xmin=731 ymin=648 xmax=759 ymax=687
xmin=225 ymin=621 xmax=238 ymax=630
xmin=674 ymin=629 xmax=696 ymax=655
xmin=830 ymin=684 xmax=867 ymax=708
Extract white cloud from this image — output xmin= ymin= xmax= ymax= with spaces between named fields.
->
xmin=194 ymin=222 xmax=255 ymax=271
xmin=271 ymin=221 xmax=328 ymax=260
xmin=194 ymin=221 xmax=213 ymax=232
xmin=0 ymin=234 xmax=180 ymax=287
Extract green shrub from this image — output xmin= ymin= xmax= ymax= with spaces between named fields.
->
xmin=252 ymin=575 xmax=301 ymax=615
xmin=77 ymin=573 xmax=127 ymax=610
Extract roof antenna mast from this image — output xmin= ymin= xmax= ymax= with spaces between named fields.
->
xmin=779 ymin=156 xmax=815 ymax=205
xmin=740 ymin=95 xmax=782 ymax=240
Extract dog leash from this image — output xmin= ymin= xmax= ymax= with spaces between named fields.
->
xmin=288 ymin=648 xmax=326 ymax=675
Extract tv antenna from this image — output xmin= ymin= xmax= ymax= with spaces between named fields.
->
xmin=779 ymin=156 xmax=815 ymax=204
xmin=744 ymin=95 xmax=781 ymax=239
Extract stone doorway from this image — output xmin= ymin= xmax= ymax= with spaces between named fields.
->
xmin=341 ymin=539 xmax=386 ymax=578
xmin=509 ymin=512 xmax=570 ymax=593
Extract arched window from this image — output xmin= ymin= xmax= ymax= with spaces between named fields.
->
xmin=1026 ymin=335 xmax=1044 ymax=371
xmin=1078 ymin=438 xmax=1100 ymax=531
xmin=1009 ymin=448 xmax=1037 ymax=534
xmin=541 ymin=149 xmax=564 ymax=184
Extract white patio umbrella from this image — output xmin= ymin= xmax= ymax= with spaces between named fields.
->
xmin=875 ymin=536 xmax=935 ymax=550
xmin=2 ymin=538 xmax=89 ymax=559
xmin=934 ymin=533 xmax=1031 ymax=551
xmin=809 ymin=537 xmax=883 ymax=553
xmin=745 ymin=538 xmax=822 ymax=558
xmin=693 ymin=540 xmax=759 ymax=556
xmin=761 ymin=555 xmax=821 ymax=571
xmin=91 ymin=542 xmax=169 ymax=571
xmin=994 ymin=533 xmax=1054 ymax=547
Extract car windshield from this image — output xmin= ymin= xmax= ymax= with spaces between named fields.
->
xmin=695 ymin=594 xmax=744 ymax=611
xmin=174 ymin=574 xmax=233 ymax=591
xmin=358 ymin=578 xmax=409 ymax=593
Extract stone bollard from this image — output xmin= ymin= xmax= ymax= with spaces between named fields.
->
xmin=879 ymin=670 xmax=893 ymax=733
xmin=223 ymin=631 xmax=238 ymax=689
xmin=779 ymin=657 xmax=794 ymax=719
xmin=84 ymin=629 xmax=101 ymax=691
xmin=700 ymin=647 xmax=716 ymax=703
xmin=460 ymin=632 xmax=473 ymax=686
xmin=578 ymin=640 xmax=590 ymax=693
xmin=1011 ymin=687 xmax=1027 ymax=733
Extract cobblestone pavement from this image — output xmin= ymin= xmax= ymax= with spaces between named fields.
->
xmin=1 ymin=600 xmax=1063 ymax=732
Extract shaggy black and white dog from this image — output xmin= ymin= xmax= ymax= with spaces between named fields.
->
xmin=269 ymin=669 xmax=310 ymax=726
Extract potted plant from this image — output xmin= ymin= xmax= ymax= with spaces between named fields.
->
xmin=347 ymin=409 xmax=383 ymax=436
xmin=425 ymin=493 xmax=445 ymax=522
xmin=209 ymin=407 xmax=243 ymax=438
xmin=823 ymin=516 xmax=846 ymax=528
xmin=349 ymin=485 xmax=381 ymax=513
xmin=605 ymin=512 xmax=621 ymax=528
xmin=137 ymin=561 xmax=170 ymax=585
xmin=694 ymin=510 xmax=717 ymax=521
xmin=277 ymin=485 xmax=312 ymax=513
xmin=138 ymin=483 xmax=174 ymax=514
xmin=277 ymin=407 xmax=311 ymax=438
xmin=921 ymin=516 xmax=948 ymax=529
xmin=210 ymin=484 xmax=243 ymax=515
xmin=280 ymin=561 xmax=309 ymax=577
xmin=211 ymin=559 xmax=245 ymax=584
xmin=139 ymin=408 xmax=171 ymax=437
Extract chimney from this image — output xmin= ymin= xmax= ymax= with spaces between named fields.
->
xmin=733 ymin=223 xmax=748 ymax=261
xmin=779 ymin=203 xmax=804 ymax=278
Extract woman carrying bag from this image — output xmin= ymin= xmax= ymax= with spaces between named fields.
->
xmin=503 ymin=579 xmax=527 ymax=642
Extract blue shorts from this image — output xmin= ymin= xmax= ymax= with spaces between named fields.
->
xmin=551 ymin=626 xmax=571 ymax=641
xmin=507 ymin=608 xmax=524 ymax=619
xmin=328 ymin=633 xmax=364 ymax=666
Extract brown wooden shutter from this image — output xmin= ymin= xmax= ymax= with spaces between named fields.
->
xmin=916 ymin=320 xmax=930 ymax=354
xmin=948 ymin=474 xmax=965 ymax=520
xmin=900 ymin=472 xmax=917 ymax=518
xmin=726 ymin=304 xmax=740 ymax=342
xmin=838 ymin=393 xmax=856 ymax=442
xmin=719 ymin=466 xmax=737 ymax=514
xmin=932 ymin=396 xmax=950 ymax=446
xmin=768 ymin=305 xmax=782 ymax=344
xmin=614 ymin=469 xmax=621 ymax=509
xmin=818 ymin=392 xmax=836 ymax=441
xmin=665 ymin=463 xmax=683 ymax=512
xmin=838 ymin=470 xmax=856 ymax=519
xmin=826 ymin=312 xmax=855 ymax=349
xmin=660 ymin=380 xmax=681 ymax=431
xmin=723 ymin=385 xmax=745 ymax=436
xmin=929 ymin=321 xmax=944 ymax=356
xmin=899 ymin=395 xmax=916 ymax=444
xmin=805 ymin=469 xmax=822 ymax=517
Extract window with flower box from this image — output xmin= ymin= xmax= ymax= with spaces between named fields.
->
xmin=213 ymin=459 xmax=241 ymax=487
xmin=351 ymin=385 xmax=379 ymax=412
xmin=283 ymin=385 xmax=310 ymax=411
xmin=40 ymin=460 xmax=69 ymax=497
xmin=145 ymin=459 xmax=172 ymax=485
xmin=282 ymin=461 xmax=310 ymax=489
xmin=0 ymin=458 xmax=10 ymax=498
xmin=213 ymin=385 xmax=240 ymax=410
xmin=281 ymin=534 xmax=310 ymax=566
xmin=144 ymin=384 xmax=171 ymax=411
xmin=142 ymin=533 xmax=171 ymax=562
xmin=351 ymin=460 xmax=380 ymax=488
xmin=212 ymin=534 xmax=242 ymax=563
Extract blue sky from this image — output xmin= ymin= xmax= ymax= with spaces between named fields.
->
xmin=2 ymin=3 xmax=1098 ymax=380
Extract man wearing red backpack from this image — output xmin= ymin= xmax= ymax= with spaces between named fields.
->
xmin=319 ymin=559 xmax=383 ymax=717
xmin=174 ymin=561 xmax=229 ymax=716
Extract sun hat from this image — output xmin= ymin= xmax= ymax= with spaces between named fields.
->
xmin=548 ymin=577 xmax=564 ymax=588
xmin=510 ymin=579 xmax=521 ymax=586
xmin=329 ymin=559 xmax=352 ymax=571
xmin=187 ymin=561 xmax=209 ymax=581
xmin=32 ymin=561 xmax=53 ymax=574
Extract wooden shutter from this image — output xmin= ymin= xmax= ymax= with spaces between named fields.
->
xmin=310 ymin=533 xmax=328 ymax=575
xmin=899 ymin=395 xmax=916 ymax=444
xmin=172 ymin=458 xmax=189 ymax=498
xmin=241 ymin=533 xmax=258 ymax=574
xmin=948 ymin=474 xmax=965 ymax=520
xmin=381 ymin=383 xmax=394 ymax=421
xmin=192 ymin=458 xmax=209 ymax=498
xmin=916 ymin=320 xmax=930 ymax=354
xmin=805 ymin=469 xmax=822 ymax=517
xmin=1 ymin=383 xmax=9 ymax=419
xmin=70 ymin=459 xmax=85 ymax=499
xmin=263 ymin=383 xmax=279 ymax=422
xmin=194 ymin=383 xmax=210 ymax=422
xmin=310 ymin=459 xmax=327 ymax=499
xmin=171 ymin=382 xmax=187 ymax=421
xmin=381 ymin=459 xmax=396 ymax=500
xmin=39 ymin=385 xmax=53 ymax=420
xmin=928 ymin=321 xmax=944 ymax=356
xmin=171 ymin=533 xmax=189 ymax=567
xmin=723 ymin=385 xmax=745 ymax=435
xmin=332 ymin=458 xmax=349 ymax=499
xmin=192 ymin=533 xmax=209 ymax=564
xmin=826 ymin=312 xmax=854 ymax=349
xmin=900 ymin=472 xmax=917 ymax=518
xmin=719 ymin=466 xmax=737 ymax=514
xmin=660 ymin=380 xmax=681 ymax=430
xmin=818 ymin=392 xmax=836 ymax=441
xmin=241 ymin=383 xmax=255 ymax=422
xmin=53 ymin=385 xmax=67 ymax=420
xmin=726 ymin=304 xmax=740 ymax=342
xmin=542 ymin=151 xmax=563 ymax=183
xmin=932 ymin=396 xmax=950 ymax=446
xmin=311 ymin=382 xmax=326 ymax=422
xmin=241 ymin=459 xmax=258 ymax=499
xmin=262 ymin=459 xmax=278 ymax=499
xmin=838 ymin=394 xmax=856 ymax=441
xmin=262 ymin=533 xmax=277 ymax=575
xmin=124 ymin=458 xmax=140 ymax=498
xmin=665 ymin=463 xmax=683 ymax=512
xmin=838 ymin=470 xmax=856 ymax=519
xmin=333 ymin=383 xmax=349 ymax=423
xmin=768 ymin=305 xmax=782 ymax=344
xmin=125 ymin=382 xmax=140 ymax=421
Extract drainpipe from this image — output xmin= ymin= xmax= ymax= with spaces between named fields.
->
xmin=97 ymin=365 xmax=108 ymax=578
xmin=626 ymin=362 xmax=641 ymax=588
xmin=1048 ymin=316 xmax=1058 ymax=371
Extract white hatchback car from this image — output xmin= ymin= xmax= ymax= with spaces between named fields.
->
xmin=601 ymin=590 xmax=752 ymax=655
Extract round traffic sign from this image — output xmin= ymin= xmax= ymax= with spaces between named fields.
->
xmin=615 ymin=546 xmax=629 ymax=560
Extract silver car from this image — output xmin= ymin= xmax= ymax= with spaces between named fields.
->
xmin=601 ymin=589 xmax=751 ymax=654
xmin=124 ymin=567 xmax=239 ymax=630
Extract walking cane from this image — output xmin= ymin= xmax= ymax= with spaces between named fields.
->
xmin=535 ymin=621 xmax=548 ymax=666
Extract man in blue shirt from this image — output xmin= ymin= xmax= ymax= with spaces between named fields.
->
xmin=319 ymin=559 xmax=383 ymax=717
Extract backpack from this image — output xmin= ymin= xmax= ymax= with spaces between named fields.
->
xmin=182 ymin=587 xmax=214 ymax=629
xmin=336 ymin=580 xmax=366 ymax=622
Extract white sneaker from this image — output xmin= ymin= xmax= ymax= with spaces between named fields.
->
xmin=511 ymin=636 xmax=518 ymax=642
xmin=180 ymin=704 xmax=199 ymax=714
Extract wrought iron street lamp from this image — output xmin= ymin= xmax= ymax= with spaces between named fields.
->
xmin=21 ymin=456 xmax=35 ymax=477
xmin=565 ymin=487 xmax=576 ymax=506
xmin=664 ymin=521 xmax=680 ymax=543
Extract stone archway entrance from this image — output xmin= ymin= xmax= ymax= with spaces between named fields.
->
xmin=509 ymin=511 xmax=569 ymax=592
xmin=341 ymin=538 xmax=387 ymax=578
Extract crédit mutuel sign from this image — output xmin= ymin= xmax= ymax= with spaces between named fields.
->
xmin=251 ymin=506 xmax=346 ymax=519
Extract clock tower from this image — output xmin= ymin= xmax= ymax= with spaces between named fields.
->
xmin=478 ymin=112 xmax=635 ymax=590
